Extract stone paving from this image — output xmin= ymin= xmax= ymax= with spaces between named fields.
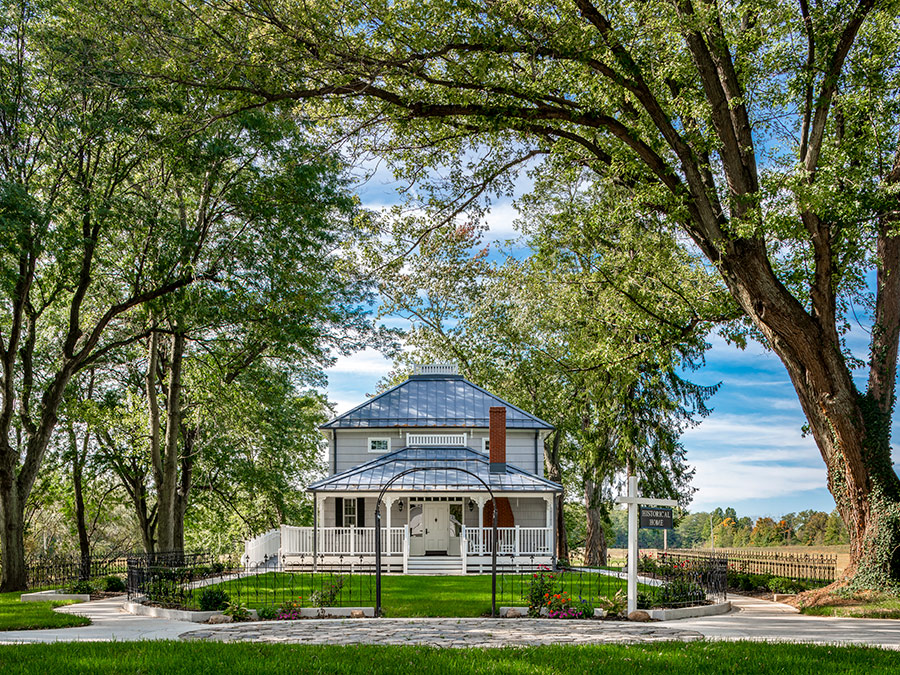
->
xmin=182 ymin=617 xmax=703 ymax=647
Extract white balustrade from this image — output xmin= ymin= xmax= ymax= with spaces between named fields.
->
xmin=244 ymin=528 xmax=281 ymax=565
xmin=463 ymin=527 xmax=552 ymax=555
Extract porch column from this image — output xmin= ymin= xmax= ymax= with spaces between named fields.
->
xmin=476 ymin=497 xmax=486 ymax=555
xmin=543 ymin=495 xmax=553 ymax=555
xmin=386 ymin=497 xmax=395 ymax=555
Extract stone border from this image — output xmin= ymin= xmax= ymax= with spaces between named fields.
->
xmin=646 ymin=601 xmax=731 ymax=621
xmin=124 ymin=600 xmax=373 ymax=622
xmin=20 ymin=589 xmax=90 ymax=603
xmin=500 ymin=606 xmax=607 ymax=618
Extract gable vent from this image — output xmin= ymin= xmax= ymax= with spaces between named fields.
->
xmin=413 ymin=363 xmax=458 ymax=375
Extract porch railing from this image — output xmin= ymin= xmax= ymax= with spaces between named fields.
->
xmin=246 ymin=524 xmax=553 ymax=563
xmin=280 ymin=526 xmax=405 ymax=557
xmin=461 ymin=526 xmax=552 ymax=556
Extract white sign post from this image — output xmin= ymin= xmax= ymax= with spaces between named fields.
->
xmin=615 ymin=475 xmax=678 ymax=615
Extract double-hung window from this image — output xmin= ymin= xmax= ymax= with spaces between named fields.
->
xmin=343 ymin=499 xmax=357 ymax=527
xmin=368 ymin=437 xmax=390 ymax=453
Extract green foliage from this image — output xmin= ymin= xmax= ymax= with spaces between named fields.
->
xmin=309 ymin=577 xmax=345 ymax=608
xmin=99 ymin=576 xmax=126 ymax=593
xmin=195 ymin=587 xmax=230 ymax=612
xmin=526 ymin=569 xmax=557 ymax=618
xmin=255 ymin=605 xmax=278 ymax=620
xmin=222 ymin=601 xmax=250 ymax=621
xmin=64 ymin=581 xmax=93 ymax=595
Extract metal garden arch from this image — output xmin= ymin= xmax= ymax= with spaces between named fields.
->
xmin=373 ymin=467 xmax=499 ymax=617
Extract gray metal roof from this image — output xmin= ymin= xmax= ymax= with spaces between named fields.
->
xmin=321 ymin=374 xmax=554 ymax=430
xmin=308 ymin=446 xmax=562 ymax=493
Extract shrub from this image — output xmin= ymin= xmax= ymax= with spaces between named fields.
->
xmin=66 ymin=580 xmax=93 ymax=595
xmin=768 ymin=577 xmax=802 ymax=594
xmin=309 ymin=576 xmax=344 ymax=608
xmin=256 ymin=605 xmax=278 ymax=620
xmin=223 ymin=601 xmax=250 ymax=621
xmin=101 ymin=576 xmax=126 ymax=593
xmin=526 ymin=568 xmax=557 ymax=618
xmin=210 ymin=561 xmax=226 ymax=575
xmin=596 ymin=589 xmax=627 ymax=617
xmin=196 ymin=587 xmax=230 ymax=612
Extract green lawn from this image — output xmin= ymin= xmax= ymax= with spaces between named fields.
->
xmin=0 ymin=641 xmax=895 ymax=674
xmin=207 ymin=572 xmax=634 ymax=617
xmin=0 ymin=592 xmax=90 ymax=631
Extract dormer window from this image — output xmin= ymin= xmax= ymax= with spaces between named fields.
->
xmin=368 ymin=437 xmax=391 ymax=453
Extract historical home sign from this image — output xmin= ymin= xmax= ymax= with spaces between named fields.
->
xmin=639 ymin=506 xmax=673 ymax=530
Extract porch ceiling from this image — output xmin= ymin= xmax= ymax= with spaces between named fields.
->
xmin=308 ymin=446 xmax=562 ymax=493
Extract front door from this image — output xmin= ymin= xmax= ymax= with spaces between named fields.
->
xmin=423 ymin=503 xmax=449 ymax=553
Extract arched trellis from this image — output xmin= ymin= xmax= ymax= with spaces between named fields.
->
xmin=374 ymin=467 xmax=499 ymax=617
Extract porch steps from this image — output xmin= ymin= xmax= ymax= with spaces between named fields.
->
xmin=406 ymin=557 xmax=464 ymax=575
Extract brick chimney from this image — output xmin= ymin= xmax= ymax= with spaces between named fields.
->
xmin=489 ymin=406 xmax=507 ymax=474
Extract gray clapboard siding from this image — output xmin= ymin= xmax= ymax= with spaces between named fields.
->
xmin=327 ymin=428 xmax=543 ymax=476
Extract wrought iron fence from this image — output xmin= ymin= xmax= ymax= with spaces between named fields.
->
xmin=126 ymin=552 xmax=373 ymax=611
xmin=666 ymin=548 xmax=837 ymax=582
xmin=25 ymin=553 xmax=129 ymax=589
xmin=638 ymin=552 xmax=728 ymax=609
xmin=498 ymin=560 xmax=629 ymax=617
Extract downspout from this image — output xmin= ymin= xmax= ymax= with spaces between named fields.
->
xmin=534 ymin=430 xmax=539 ymax=476
xmin=333 ymin=430 xmax=338 ymax=474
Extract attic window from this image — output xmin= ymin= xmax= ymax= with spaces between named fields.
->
xmin=368 ymin=437 xmax=390 ymax=453
xmin=482 ymin=438 xmax=490 ymax=453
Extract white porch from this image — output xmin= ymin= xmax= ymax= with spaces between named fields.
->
xmin=244 ymin=493 xmax=556 ymax=574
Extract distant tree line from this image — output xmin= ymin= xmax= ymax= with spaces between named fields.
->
xmin=565 ymin=504 xmax=850 ymax=553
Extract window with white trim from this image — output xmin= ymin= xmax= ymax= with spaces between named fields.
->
xmin=343 ymin=499 xmax=357 ymax=527
xmin=482 ymin=438 xmax=490 ymax=453
xmin=368 ymin=437 xmax=390 ymax=453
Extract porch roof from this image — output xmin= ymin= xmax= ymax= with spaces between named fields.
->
xmin=307 ymin=446 xmax=562 ymax=493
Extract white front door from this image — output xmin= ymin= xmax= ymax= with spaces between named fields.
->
xmin=423 ymin=503 xmax=449 ymax=552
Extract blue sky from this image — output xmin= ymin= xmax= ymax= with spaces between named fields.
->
xmin=322 ymin=163 xmax=897 ymax=520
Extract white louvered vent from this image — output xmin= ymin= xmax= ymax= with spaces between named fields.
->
xmin=406 ymin=433 xmax=467 ymax=447
xmin=413 ymin=363 xmax=458 ymax=375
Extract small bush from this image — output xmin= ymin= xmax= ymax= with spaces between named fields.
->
xmin=768 ymin=577 xmax=802 ymax=594
xmin=196 ymin=587 xmax=230 ymax=611
xmin=66 ymin=580 xmax=94 ymax=595
xmin=210 ymin=561 xmax=226 ymax=575
xmin=223 ymin=601 xmax=251 ymax=621
xmin=101 ymin=576 xmax=126 ymax=593
xmin=256 ymin=605 xmax=278 ymax=620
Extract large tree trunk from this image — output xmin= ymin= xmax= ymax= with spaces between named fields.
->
xmin=721 ymin=242 xmax=900 ymax=586
xmin=71 ymin=434 xmax=91 ymax=580
xmin=583 ymin=471 xmax=607 ymax=567
xmin=0 ymin=480 xmax=27 ymax=591
xmin=155 ymin=330 xmax=185 ymax=553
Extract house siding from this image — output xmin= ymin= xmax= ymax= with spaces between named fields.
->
xmin=329 ymin=428 xmax=544 ymax=477
xmin=319 ymin=496 xmax=546 ymax=528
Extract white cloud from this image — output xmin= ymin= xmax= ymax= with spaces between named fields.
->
xmin=327 ymin=348 xmax=394 ymax=376
xmin=689 ymin=456 xmax=826 ymax=508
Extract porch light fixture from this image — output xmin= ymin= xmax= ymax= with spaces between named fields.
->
xmin=468 ymin=500 xmax=475 ymax=512
xmin=398 ymin=500 xmax=404 ymax=512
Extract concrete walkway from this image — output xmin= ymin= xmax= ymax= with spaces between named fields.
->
xmin=2 ymin=594 xmax=900 ymax=649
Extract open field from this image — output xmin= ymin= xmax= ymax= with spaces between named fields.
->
xmin=0 ymin=641 xmax=896 ymax=674
xmin=799 ymin=593 xmax=900 ymax=619
xmin=0 ymin=592 xmax=90 ymax=631
xmin=205 ymin=572 xmax=634 ymax=617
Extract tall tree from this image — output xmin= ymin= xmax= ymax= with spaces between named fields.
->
xmin=106 ymin=0 xmax=900 ymax=588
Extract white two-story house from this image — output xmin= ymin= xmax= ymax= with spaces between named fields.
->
xmin=244 ymin=364 xmax=561 ymax=574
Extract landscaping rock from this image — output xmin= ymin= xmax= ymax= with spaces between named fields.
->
xmin=350 ymin=610 xmax=365 ymax=619
xmin=505 ymin=609 xmax=522 ymax=618
xmin=627 ymin=610 xmax=651 ymax=622
xmin=208 ymin=614 xmax=233 ymax=624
